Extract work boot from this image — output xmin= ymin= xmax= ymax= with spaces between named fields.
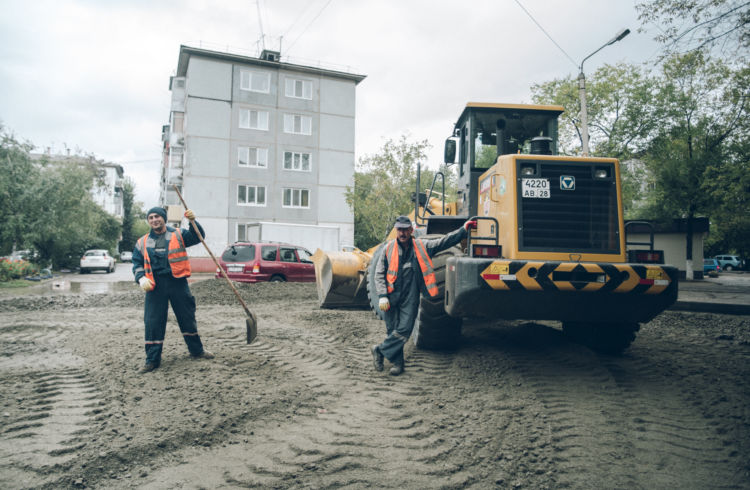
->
xmin=192 ymin=349 xmax=215 ymax=359
xmin=140 ymin=362 xmax=159 ymax=373
xmin=371 ymin=345 xmax=384 ymax=371
xmin=389 ymin=360 xmax=404 ymax=376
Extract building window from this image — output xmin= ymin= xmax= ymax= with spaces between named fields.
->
xmin=283 ymin=114 xmax=312 ymax=135
xmin=240 ymin=109 xmax=269 ymax=130
xmin=282 ymin=187 xmax=310 ymax=208
xmin=285 ymin=78 xmax=312 ymax=99
xmin=283 ymin=151 xmax=311 ymax=171
xmin=239 ymin=146 xmax=268 ymax=168
xmin=238 ymin=184 xmax=266 ymax=206
xmin=240 ymin=70 xmax=270 ymax=93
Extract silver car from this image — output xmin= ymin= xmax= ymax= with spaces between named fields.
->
xmin=714 ymin=254 xmax=743 ymax=271
xmin=80 ymin=249 xmax=115 ymax=274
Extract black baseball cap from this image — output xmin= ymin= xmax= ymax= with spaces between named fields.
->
xmin=394 ymin=216 xmax=413 ymax=229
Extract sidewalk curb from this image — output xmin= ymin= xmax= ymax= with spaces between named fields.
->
xmin=670 ymin=301 xmax=750 ymax=316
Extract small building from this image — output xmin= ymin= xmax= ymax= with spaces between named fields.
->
xmin=160 ymin=45 xmax=366 ymax=271
xmin=625 ymin=218 xmax=710 ymax=279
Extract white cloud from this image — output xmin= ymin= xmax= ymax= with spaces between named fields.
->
xmin=0 ymin=0 xmax=661 ymax=205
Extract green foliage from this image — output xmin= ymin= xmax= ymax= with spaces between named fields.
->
xmin=0 ymin=128 xmax=122 ymax=270
xmin=531 ymin=51 xmax=749 ymax=257
xmin=346 ymin=136 xmax=457 ymax=250
xmin=531 ymin=63 xmax=658 ymax=159
xmin=0 ymin=129 xmax=38 ymax=256
xmin=26 ymin=159 xmax=121 ymax=269
xmin=119 ymin=178 xmax=141 ymax=252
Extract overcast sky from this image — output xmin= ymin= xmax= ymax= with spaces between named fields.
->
xmin=0 ymin=0 xmax=663 ymax=206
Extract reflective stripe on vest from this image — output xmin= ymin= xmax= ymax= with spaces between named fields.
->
xmin=139 ymin=230 xmax=192 ymax=282
xmin=385 ymin=238 xmax=438 ymax=297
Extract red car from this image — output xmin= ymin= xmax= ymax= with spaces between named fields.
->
xmin=216 ymin=242 xmax=315 ymax=283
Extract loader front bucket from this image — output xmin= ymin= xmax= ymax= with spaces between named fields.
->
xmin=312 ymin=248 xmax=372 ymax=308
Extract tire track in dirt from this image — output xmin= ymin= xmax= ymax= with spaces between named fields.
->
xmin=0 ymin=368 xmax=104 ymax=486
xmin=137 ymin=308 xmax=471 ymax=488
xmin=482 ymin=320 xmax=737 ymax=488
xmin=0 ymin=320 xmax=105 ymax=488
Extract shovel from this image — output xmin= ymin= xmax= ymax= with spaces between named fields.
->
xmin=173 ymin=185 xmax=258 ymax=343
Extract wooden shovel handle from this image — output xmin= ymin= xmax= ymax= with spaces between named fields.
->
xmin=172 ymin=186 xmax=253 ymax=316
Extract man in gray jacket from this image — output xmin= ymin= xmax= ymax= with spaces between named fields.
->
xmin=372 ymin=215 xmax=476 ymax=375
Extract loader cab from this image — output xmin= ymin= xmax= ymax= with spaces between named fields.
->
xmin=445 ymin=103 xmax=564 ymax=217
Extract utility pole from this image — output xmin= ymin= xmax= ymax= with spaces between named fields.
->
xmin=578 ymin=28 xmax=630 ymax=156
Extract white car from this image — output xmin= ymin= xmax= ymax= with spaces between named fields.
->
xmin=80 ymin=249 xmax=115 ymax=274
xmin=120 ymin=251 xmax=133 ymax=262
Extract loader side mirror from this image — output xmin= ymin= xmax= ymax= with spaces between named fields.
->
xmin=444 ymin=139 xmax=456 ymax=165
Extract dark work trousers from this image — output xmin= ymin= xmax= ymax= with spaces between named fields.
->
xmin=144 ymin=274 xmax=204 ymax=365
xmin=378 ymin=281 xmax=420 ymax=364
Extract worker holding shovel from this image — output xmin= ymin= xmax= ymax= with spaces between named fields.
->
xmin=132 ymin=206 xmax=214 ymax=373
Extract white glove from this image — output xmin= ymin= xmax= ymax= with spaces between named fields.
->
xmin=139 ymin=277 xmax=154 ymax=292
xmin=184 ymin=209 xmax=196 ymax=221
xmin=379 ymin=297 xmax=390 ymax=311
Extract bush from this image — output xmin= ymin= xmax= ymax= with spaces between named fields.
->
xmin=0 ymin=259 xmax=40 ymax=282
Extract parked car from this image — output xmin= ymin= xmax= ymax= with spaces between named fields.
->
xmin=2 ymin=250 xmax=33 ymax=262
xmin=120 ymin=251 xmax=133 ymax=262
xmin=216 ymin=242 xmax=315 ymax=283
xmin=703 ymin=258 xmax=721 ymax=277
xmin=714 ymin=254 xmax=743 ymax=271
xmin=80 ymin=249 xmax=115 ymax=274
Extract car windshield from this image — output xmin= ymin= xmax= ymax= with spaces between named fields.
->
xmin=222 ymin=244 xmax=254 ymax=262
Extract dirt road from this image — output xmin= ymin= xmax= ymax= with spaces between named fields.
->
xmin=1 ymin=279 xmax=748 ymax=489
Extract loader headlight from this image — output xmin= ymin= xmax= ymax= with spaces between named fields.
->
xmin=593 ymin=167 xmax=610 ymax=179
xmin=521 ymin=165 xmax=536 ymax=176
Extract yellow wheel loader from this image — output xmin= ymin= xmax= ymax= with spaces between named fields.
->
xmin=313 ymin=103 xmax=678 ymax=354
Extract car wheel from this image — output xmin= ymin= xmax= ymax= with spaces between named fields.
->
xmin=725 ymin=264 xmax=734 ymax=271
xmin=80 ymin=268 xmax=88 ymax=274
xmin=270 ymin=275 xmax=286 ymax=282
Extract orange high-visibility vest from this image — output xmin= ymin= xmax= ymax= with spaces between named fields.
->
xmin=138 ymin=230 xmax=191 ymax=282
xmin=385 ymin=238 xmax=438 ymax=297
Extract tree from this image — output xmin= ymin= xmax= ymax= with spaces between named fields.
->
xmin=0 ymin=128 xmax=38 ymax=256
xmin=636 ymin=0 xmax=750 ymax=60
xmin=531 ymin=62 xmax=659 ymax=160
xmin=345 ymin=136 xmax=456 ymax=251
xmin=25 ymin=158 xmax=121 ymax=269
xmin=119 ymin=178 xmax=141 ymax=252
xmin=641 ymin=52 xmax=747 ymax=277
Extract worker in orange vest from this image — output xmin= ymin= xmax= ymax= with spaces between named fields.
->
xmin=372 ymin=215 xmax=476 ymax=375
xmin=132 ymin=206 xmax=214 ymax=373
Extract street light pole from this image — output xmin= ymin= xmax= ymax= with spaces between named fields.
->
xmin=578 ymin=28 xmax=630 ymax=156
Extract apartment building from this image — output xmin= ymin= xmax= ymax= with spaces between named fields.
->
xmin=30 ymin=152 xmax=124 ymax=220
xmin=160 ymin=45 xmax=366 ymax=263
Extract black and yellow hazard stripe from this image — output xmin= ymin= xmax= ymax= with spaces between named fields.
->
xmin=480 ymin=260 xmax=673 ymax=295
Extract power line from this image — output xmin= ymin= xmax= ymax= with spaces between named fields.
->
xmin=282 ymin=0 xmax=318 ymax=39
xmin=285 ymin=0 xmax=335 ymax=55
xmin=514 ymin=0 xmax=578 ymax=69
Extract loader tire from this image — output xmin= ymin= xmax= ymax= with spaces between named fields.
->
xmin=562 ymin=321 xmax=640 ymax=355
xmin=412 ymin=243 xmax=463 ymax=350
xmin=366 ymin=243 xmax=387 ymax=320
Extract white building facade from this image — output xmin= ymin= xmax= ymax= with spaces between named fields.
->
xmin=160 ymin=45 xmax=365 ymax=260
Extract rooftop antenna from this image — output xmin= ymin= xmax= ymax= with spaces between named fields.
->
xmin=256 ymin=0 xmax=266 ymax=50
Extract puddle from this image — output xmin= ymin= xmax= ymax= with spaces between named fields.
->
xmin=3 ymin=281 xmax=137 ymax=296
